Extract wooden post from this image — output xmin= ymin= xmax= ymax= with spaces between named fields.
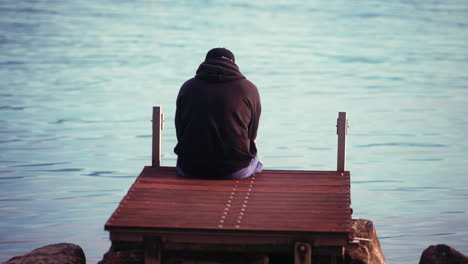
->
xmin=144 ymin=238 xmax=161 ymax=264
xmin=152 ymin=106 xmax=163 ymax=167
xmin=294 ymin=242 xmax=312 ymax=264
xmin=337 ymin=112 xmax=348 ymax=172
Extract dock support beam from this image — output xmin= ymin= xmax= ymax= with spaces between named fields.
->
xmin=144 ymin=238 xmax=161 ymax=264
xmin=152 ymin=106 xmax=164 ymax=167
xmin=337 ymin=112 xmax=348 ymax=172
xmin=295 ymin=242 xmax=312 ymax=264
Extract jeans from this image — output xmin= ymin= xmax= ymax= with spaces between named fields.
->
xmin=176 ymin=156 xmax=263 ymax=180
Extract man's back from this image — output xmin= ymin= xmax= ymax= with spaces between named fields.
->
xmin=174 ymin=48 xmax=261 ymax=179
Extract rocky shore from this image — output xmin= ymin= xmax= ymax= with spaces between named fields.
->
xmin=3 ymin=243 xmax=85 ymax=264
xmin=3 ymin=219 xmax=467 ymax=264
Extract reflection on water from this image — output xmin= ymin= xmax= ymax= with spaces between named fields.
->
xmin=1 ymin=0 xmax=468 ymax=263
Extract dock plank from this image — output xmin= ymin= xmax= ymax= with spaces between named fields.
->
xmin=105 ymin=166 xmax=351 ymax=237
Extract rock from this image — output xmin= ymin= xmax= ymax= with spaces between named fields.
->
xmin=419 ymin=244 xmax=468 ymax=264
xmin=344 ymin=219 xmax=386 ymax=264
xmin=3 ymin=243 xmax=85 ymax=264
xmin=98 ymin=247 xmax=144 ymax=264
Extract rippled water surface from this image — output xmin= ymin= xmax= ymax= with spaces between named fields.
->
xmin=1 ymin=0 xmax=468 ymax=263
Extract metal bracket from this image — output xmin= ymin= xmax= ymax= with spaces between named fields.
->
xmin=294 ymin=242 xmax=312 ymax=264
xmin=337 ymin=112 xmax=348 ymax=172
xmin=152 ymin=106 xmax=163 ymax=167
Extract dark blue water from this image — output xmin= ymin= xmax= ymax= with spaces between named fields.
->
xmin=1 ymin=0 xmax=468 ymax=263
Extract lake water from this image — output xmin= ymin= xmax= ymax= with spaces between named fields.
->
xmin=1 ymin=0 xmax=467 ymax=263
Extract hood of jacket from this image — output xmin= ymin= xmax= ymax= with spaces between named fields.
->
xmin=195 ymin=59 xmax=246 ymax=82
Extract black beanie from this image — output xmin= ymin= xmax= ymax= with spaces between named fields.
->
xmin=205 ymin=48 xmax=235 ymax=63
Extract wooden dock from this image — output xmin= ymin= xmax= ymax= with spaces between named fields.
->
xmin=104 ymin=106 xmax=352 ymax=264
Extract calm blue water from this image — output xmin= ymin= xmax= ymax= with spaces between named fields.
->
xmin=1 ymin=0 xmax=467 ymax=263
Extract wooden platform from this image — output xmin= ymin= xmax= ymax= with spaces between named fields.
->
xmin=105 ymin=166 xmax=351 ymax=262
xmin=104 ymin=107 xmax=352 ymax=263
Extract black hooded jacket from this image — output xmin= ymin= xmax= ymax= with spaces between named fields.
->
xmin=174 ymin=59 xmax=261 ymax=178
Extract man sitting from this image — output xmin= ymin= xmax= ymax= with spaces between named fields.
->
xmin=174 ymin=48 xmax=262 ymax=179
